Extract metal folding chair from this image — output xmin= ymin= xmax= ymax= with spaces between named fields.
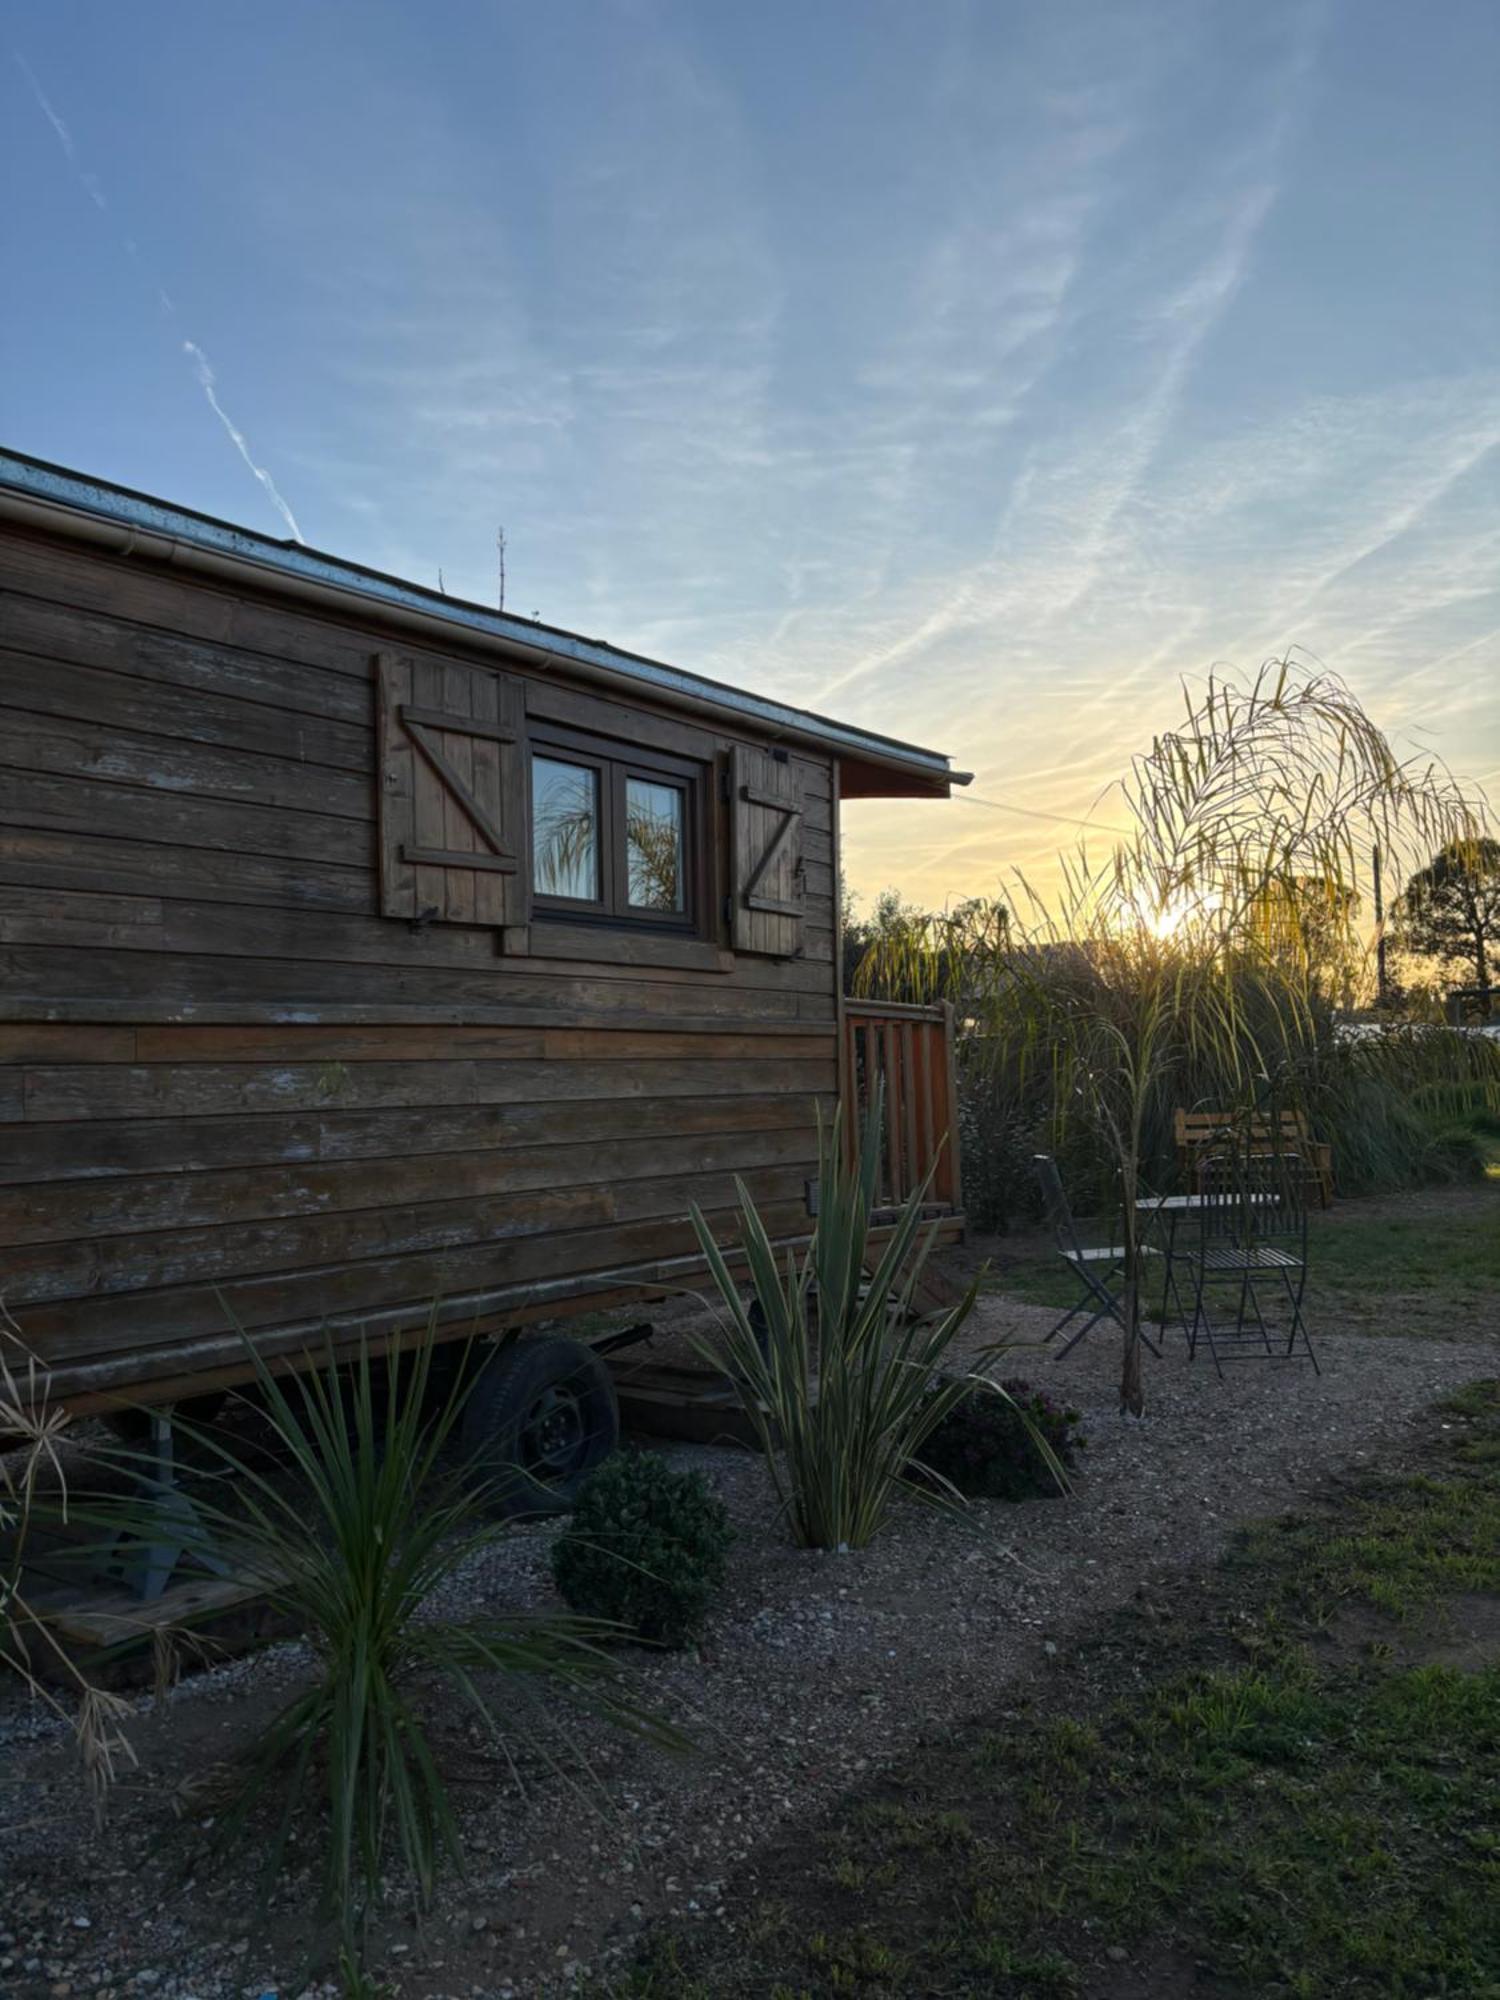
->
xmin=1032 ymin=1154 xmax=1162 ymax=1358
xmin=1184 ymin=1150 xmax=1318 ymax=1378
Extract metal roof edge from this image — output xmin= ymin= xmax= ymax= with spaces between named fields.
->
xmin=0 ymin=448 xmax=965 ymax=784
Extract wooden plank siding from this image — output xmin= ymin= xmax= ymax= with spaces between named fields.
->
xmin=0 ymin=517 xmax=844 ymax=1405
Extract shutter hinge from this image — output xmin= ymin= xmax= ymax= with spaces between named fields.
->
xmin=723 ymin=894 xmax=734 ymax=931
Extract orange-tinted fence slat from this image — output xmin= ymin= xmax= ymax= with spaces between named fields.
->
xmin=841 ymin=1001 xmax=960 ymax=1213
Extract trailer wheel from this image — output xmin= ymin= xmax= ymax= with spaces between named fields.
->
xmin=461 ymin=1337 xmax=619 ymax=1518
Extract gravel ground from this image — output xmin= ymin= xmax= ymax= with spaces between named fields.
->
xmin=2 ymin=1293 xmax=1497 ymax=2000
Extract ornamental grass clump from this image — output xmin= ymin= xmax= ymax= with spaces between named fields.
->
xmin=688 ymin=1084 xmax=994 ymax=1552
xmin=551 ymin=1451 xmax=733 ymax=1648
xmin=920 ymin=1378 xmax=1085 ymax=1502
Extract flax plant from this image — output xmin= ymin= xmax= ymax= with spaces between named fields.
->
xmin=687 ymin=1090 xmax=1000 ymax=1551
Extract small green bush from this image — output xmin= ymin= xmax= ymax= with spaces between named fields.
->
xmin=552 ymin=1451 xmax=733 ymax=1648
xmin=918 ymin=1378 xmax=1085 ymax=1501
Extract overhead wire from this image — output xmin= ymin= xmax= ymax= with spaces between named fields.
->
xmin=951 ymin=791 xmax=1134 ymax=837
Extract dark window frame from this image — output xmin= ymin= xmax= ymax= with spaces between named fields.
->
xmin=529 ymin=722 xmax=706 ymax=936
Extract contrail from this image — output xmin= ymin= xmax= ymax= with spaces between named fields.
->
xmin=183 ymin=342 xmax=304 ymax=542
xmin=13 ymin=48 xmax=306 ymax=543
xmin=13 ymin=51 xmax=105 ymax=208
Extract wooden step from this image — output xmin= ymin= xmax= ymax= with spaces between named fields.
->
xmin=608 ymin=1357 xmax=762 ymax=1450
xmin=18 ymin=1566 xmax=291 ymax=1689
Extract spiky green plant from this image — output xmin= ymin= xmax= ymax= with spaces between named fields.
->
xmin=90 ymin=1318 xmax=677 ymax=1964
xmin=686 ymin=1089 xmax=1013 ymax=1551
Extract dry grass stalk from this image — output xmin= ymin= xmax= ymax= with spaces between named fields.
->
xmin=1 ymin=1300 xmax=140 ymax=1819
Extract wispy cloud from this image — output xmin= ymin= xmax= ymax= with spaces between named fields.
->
xmin=804 ymin=1 xmax=1329 ymax=718
xmin=255 ymin=5 xmax=781 ymax=614
xmin=13 ymin=46 xmax=305 ymax=541
xmin=12 ymin=50 xmax=105 ymax=208
xmin=14 ymin=4 xmax=1491 ymax=911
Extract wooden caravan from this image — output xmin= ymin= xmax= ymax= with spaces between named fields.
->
xmin=0 ymin=451 xmax=968 ymax=1480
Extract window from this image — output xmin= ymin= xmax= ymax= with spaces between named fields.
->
xmin=533 ymin=755 xmax=601 ymax=902
xmin=626 ymin=776 xmax=686 ymax=913
xmin=530 ymin=726 xmax=701 ymax=931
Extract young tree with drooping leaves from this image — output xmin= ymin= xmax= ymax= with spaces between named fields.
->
xmin=859 ymin=657 xmax=1484 ymax=1415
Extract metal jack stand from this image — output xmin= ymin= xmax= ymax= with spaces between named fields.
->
xmin=102 ymin=1410 xmax=231 ymax=1604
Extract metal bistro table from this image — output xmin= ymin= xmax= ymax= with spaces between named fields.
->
xmin=1134 ymin=1194 xmax=1201 ymax=1339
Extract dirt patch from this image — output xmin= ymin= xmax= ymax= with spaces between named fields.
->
xmin=1318 ymin=1590 xmax=1500 ymax=1673
xmin=1082 ymin=1942 xmax=1252 ymax=1999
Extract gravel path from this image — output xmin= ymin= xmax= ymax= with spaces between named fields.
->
xmin=2 ymin=1298 xmax=1497 ymax=2000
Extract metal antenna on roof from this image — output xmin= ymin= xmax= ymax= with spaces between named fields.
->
xmin=496 ymin=526 xmax=506 ymax=612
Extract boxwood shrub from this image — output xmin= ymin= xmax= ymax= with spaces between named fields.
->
xmin=551 ymin=1450 xmax=733 ymax=1648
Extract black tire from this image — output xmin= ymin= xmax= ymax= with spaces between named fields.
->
xmin=460 ymin=1337 xmax=619 ymax=1519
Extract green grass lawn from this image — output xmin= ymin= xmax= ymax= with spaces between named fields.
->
xmin=984 ymin=1180 xmax=1500 ymax=1336
xmin=608 ymin=1382 xmax=1500 ymax=1999
xmin=1301 ymin=1190 xmax=1500 ymax=1310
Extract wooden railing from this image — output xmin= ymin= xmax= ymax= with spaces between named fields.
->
xmin=842 ymin=1000 xmax=962 ymax=1212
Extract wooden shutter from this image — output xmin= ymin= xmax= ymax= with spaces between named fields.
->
xmin=376 ymin=654 xmax=530 ymax=935
xmin=731 ymin=743 xmax=804 ymax=956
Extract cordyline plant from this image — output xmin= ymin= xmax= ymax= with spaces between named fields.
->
xmin=859 ymin=657 xmax=1487 ymax=1416
xmin=86 ymin=1315 xmax=680 ymax=1972
xmin=686 ymin=1086 xmax=1009 ymax=1551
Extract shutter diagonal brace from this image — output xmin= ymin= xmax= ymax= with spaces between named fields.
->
xmin=400 ymin=707 xmax=519 ymax=874
xmin=741 ymin=783 xmax=803 ymax=916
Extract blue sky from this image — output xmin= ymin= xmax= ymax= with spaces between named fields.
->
xmin=3 ymin=0 xmax=1497 ymax=906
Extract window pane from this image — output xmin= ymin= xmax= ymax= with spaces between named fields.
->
xmin=532 ymin=756 xmax=599 ymax=900
xmin=626 ymin=777 xmax=685 ymax=911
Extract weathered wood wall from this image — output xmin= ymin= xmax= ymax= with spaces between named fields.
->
xmin=0 ymin=520 xmax=839 ymax=1404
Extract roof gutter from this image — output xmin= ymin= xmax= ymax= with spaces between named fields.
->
xmin=0 ymin=460 xmax=969 ymax=794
